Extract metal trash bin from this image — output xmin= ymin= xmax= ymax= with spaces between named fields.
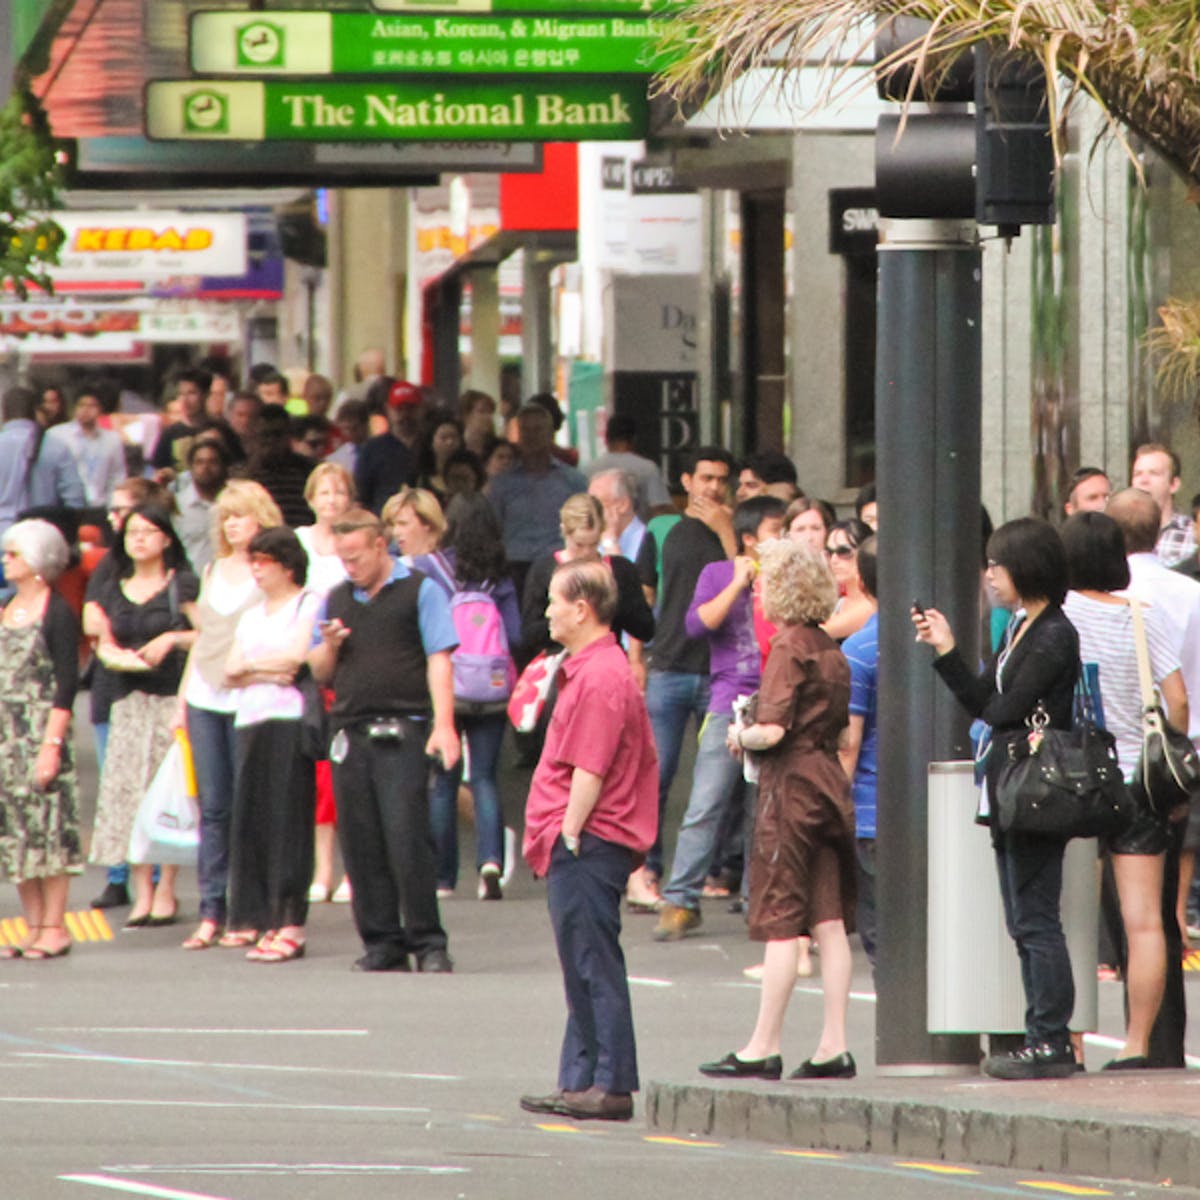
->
xmin=927 ymin=761 xmax=1098 ymax=1035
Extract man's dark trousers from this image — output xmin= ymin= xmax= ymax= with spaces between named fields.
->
xmin=547 ymin=834 xmax=639 ymax=1093
xmin=332 ymin=722 xmax=447 ymax=961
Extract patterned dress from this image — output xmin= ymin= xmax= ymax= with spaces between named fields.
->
xmin=0 ymin=622 xmax=83 ymax=880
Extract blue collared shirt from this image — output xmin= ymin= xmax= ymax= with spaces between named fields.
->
xmin=486 ymin=458 xmax=588 ymax=563
xmin=310 ymin=557 xmax=458 ymax=656
xmin=0 ymin=419 xmax=87 ymax=535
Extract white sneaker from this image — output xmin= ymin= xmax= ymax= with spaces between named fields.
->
xmin=331 ymin=879 xmax=352 ymax=904
xmin=500 ymin=828 xmax=517 ymax=887
xmin=478 ymin=862 xmax=502 ymax=901
xmin=308 ymin=882 xmax=331 ymax=903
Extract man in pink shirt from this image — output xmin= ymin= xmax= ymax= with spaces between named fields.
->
xmin=519 ymin=560 xmax=658 ymax=1122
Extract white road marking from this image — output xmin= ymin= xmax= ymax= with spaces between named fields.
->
xmin=2 ymin=1097 xmax=427 ymax=1114
xmin=61 ymin=1176 xmax=237 ymax=1200
xmin=628 ymin=977 xmax=674 ymax=988
xmin=40 ymin=1027 xmax=369 ymax=1037
xmin=100 ymin=1164 xmax=471 ymax=1176
xmin=17 ymin=1051 xmax=459 ymax=1081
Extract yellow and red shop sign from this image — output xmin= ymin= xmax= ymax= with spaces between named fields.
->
xmin=52 ymin=212 xmax=248 ymax=280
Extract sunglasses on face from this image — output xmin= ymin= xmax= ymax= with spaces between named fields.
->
xmin=826 ymin=544 xmax=855 ymax=558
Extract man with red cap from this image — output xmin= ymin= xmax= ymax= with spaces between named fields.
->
xmin=355 ymin=379 xmax=422 ymax=514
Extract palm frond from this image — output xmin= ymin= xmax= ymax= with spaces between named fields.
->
xmin=655 ymin=0 xmax=1200 ymax=189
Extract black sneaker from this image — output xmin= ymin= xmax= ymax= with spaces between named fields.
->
xmin=983 ymin=1041 xmax=1076 ymax=1080
xmin=91 ymin=881 xmax=130 ymax=909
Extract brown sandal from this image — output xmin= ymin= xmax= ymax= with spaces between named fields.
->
xmin=182 ymin=921 xmax=223 ymax=951
xmin=217 ymin=929 xmax=258 ymax=949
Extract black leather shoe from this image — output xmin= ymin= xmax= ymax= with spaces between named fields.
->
xmin=122 ymin=913 xmax=151 ymax=930
xmin=91 ymin=882 xmax=130 ymax=909
xmin=519 ymin=1090 xmax=565 ymax=1115
xmin=352 ymin=952 xmax=411 ymax=972
xmin=788 ymin=1051 xmax=857 ymax=1080
xmin=417 ymin=948 xmax=454 ymax=973
xmin=699 ymin=1051 xmax=783 ymax=1081
xmin=983 ymin=1042 xmax=1075 ymax=1080
xmin=556 ymin=1087 xmax=633 ymax=1121
xmin=1102 ymin=1055 xmax=1151 ymax=1071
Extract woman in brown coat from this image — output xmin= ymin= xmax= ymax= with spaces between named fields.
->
xmin=700 ymin=539 xmax=857 ymax=1081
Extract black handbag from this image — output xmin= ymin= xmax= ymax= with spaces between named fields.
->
xmin=994 ymin=704 xmax=1136 ymax=839
xmin=1131 ymin=599 xmax=1200 ymax=819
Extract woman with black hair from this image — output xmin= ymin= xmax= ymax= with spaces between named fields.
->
xmin=1062 ymin=511 xmax=1187 ymax=1068
xmin=87 ymin=504 xmax=199 ymax=927
xmin=914 ymin=517 xmax=1082 ymax=1079
xmin=414 ymin=415 xmax=464 ymax=503
xmin=223 ymin=527 xmax=321 ymax=962
xmin=823 ymin=517 xmax=874 ymax=641
xmin=428 ymin=492 xmax=521 ymax=899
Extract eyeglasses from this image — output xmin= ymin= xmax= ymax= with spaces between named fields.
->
xmin=826 ymin=544 xmax=856 ymax=558
xmin=1 ymin=549 xmax=20 ymax=560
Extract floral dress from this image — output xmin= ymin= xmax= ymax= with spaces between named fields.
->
xmin=0 ymin=606 xmax=83 ymax=880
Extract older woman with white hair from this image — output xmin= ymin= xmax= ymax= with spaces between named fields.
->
xmin=0 ymin=519 xmax=83 ymax=959
xmin=700 ymin=539 xmax=856 ymax=1082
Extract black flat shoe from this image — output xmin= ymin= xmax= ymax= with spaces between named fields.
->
xmin=146 ymin=912 xmax=178 ymax=928
xmin=122 ymin=913 xmax=151 ymax=930
xmin=1102 ymin=1055 xmax=1151 ymax=1071
xmin=788 ymin=1051 xmax=856 ymax=1080
xmin=699 ymin=1051 xmax=783 ymax=1081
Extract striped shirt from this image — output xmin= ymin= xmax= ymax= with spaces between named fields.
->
xmin=1063 ymin=591 xmax=1180 ymax=779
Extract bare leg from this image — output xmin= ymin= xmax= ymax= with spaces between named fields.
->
xmin=31 ymin=876 xmax=71 ymax=952
xmin=1176 ymin=849 xmax=1195 ymax=950
xmin=739 ymin=938 xmax=800 ymax=1059
xmin=797 ymin=934 xmax=813 ymax=976
xmin=312 ymin=823 xmax=336 ymax=894
xmin=811 ymin=918 xmax=852 ymax=1061
xmin=128 ymin=864 xmax=155 ymax=920
xmin=1113 ymin=851 xmax=1166 ymax=1060
xmin=15 ymin=879 xmax=44 ymax=949
xmin=151 ymin=864 xmax=179 ymax=917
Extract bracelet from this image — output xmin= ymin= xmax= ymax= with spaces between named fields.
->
xmin=43 ymin=737 xmax=64 ymax=748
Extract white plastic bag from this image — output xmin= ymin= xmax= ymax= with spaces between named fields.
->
xmin=128 ymin=729 xmax=200 ymax=866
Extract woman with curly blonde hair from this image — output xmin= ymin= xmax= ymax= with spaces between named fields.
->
xmin=700 ymin=539 xmax=857 ymax=1082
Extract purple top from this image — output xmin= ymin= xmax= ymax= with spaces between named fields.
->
xmin=685 ymin=559 xmax=762 ymax=715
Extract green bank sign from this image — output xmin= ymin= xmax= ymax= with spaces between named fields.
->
xmin=370 ymin=0 xmax=670 ymax=11
xmin=145 ymin=79 xmax=649 ymax=142
xmin=190 ymin=11 xmax=669 ymax=76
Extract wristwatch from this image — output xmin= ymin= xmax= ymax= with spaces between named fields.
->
xmin=562 ymin=833 xmax=581 ymax=856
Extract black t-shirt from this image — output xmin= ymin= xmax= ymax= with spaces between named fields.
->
xmin=95 ymin=569 xmax=199 ymax=696
xmin=85 ymin=552 xmax=119 ymax=724
xmin=152 ymin=421 xmax=201 ymax=472
xmin=643 ymin=516 xmax=726 ymax=675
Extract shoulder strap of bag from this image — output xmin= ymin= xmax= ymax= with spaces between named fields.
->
xmin=1128 ymin=597 xmax=1156 ymax=710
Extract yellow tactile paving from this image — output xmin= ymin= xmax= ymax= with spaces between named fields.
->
xmin=0 ymin=911 xmax=112 ymax=945
xmin=773 ymin=1149 xmax=844 ymax=1160
xmin=644 ymin=1135 xmax=722 ymax=1148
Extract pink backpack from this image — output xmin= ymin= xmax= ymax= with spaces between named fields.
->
xmin=450 ymin=588 xmax=517 ymax=708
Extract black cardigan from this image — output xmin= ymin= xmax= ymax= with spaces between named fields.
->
xmin=933 ymin=604 xmax=1080 ymax=802
xmin=519 ymin=552 xmax=655 ymax=664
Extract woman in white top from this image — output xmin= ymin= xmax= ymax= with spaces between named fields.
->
xmin=294 ymin=462 xmax=354 ymax=598
xmin=293 ymin=462 xmax=353 ymax=903
xmin=1062 ymin=512 xmax=1188 ymax=1069
xmin=224 ymin=527 xmax=321 ymax=963
xmin=177 ymin=481 xmax=282 ymax=951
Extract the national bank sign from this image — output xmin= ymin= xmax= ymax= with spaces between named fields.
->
xmin=52 ymin=212 xmax=248 ymax=280
xmin=145 ymin=79 xmax=648 ymax=142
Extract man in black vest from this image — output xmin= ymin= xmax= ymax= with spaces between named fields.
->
xmin=309 ymin=507 xmax=460 ymax=972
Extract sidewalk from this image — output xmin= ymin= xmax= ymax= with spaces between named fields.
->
xmin=647 ymin=1055 xmax=1200 ymax=1187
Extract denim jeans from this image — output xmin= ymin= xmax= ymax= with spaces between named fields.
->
xmin=644 ymin=670 xmax=710 ymax=879
xmin=187 ymin=705 xmax=239 ymax=924
xmin=429 ymin=712 xmax=507 ymax=890
xmin=94 ymin=721 xmax=128 ymax=888
xmin=661 ymin=712 xmax=746 ymax=911
xmin=856 ymin=838 xmax=877 ymax=968
xmin=994 ymin=832 xmax=1074 ymax=1046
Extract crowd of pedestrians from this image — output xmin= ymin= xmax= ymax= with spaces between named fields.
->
xmin=1 ymin=358 xmax=1200 ymax=1115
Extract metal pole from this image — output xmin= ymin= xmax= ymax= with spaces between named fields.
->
xmin=874 ymin=217 xmax=983 ymax=1074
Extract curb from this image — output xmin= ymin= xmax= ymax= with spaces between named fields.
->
xmin=645 ymin=1081 xmax=1200 ymax=1187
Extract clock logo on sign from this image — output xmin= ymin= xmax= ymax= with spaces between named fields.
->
xmin=236 ymin=21 xmax=285 ymax=68
xmin=182 ymin=89 xmax=230 ymax=134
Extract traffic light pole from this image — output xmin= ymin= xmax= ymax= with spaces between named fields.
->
xmin=874 ymin=217 xmax=984 ymax=1074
